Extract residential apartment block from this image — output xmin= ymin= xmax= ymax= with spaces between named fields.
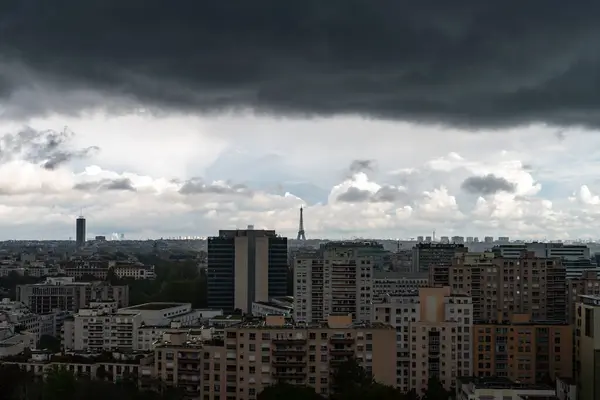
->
xmin=16 ymin=277 xmax=129 ymax=314
xmin=372 ymin=287 xmax=473 ymax=393
xmin=567 ymin=270 xmax=600 ymax=323
xmin=294 ymin=242 xmax=375 ymax=323
xmin=473 ymin=313 xmax=573 ymax=383
xmin=448 ymin=251 xmax=567 ymax=322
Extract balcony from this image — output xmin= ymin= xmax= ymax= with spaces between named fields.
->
xmin=329 ymin=335 xmax=354 ymax=345
xmin=272 ymin=358 xmax=305 ymax=368
xmin=273 ymin=370 xmax=306 ymax=380
xmin=329 ymin=348 xmax=354 ymax=356
xmin=272 ymin=348 xmax=306 ymax=356
xmin=272 ymin=337 xmax=307 ymax=345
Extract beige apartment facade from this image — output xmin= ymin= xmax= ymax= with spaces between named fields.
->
xmin=155 ymin=314 xmax=396 ymax=400
xmin=448 ymin=251 xmax=567 ymax=322
xmin=373 ymin=287 xmax=473 ymax=394
xmin=473 ymin=313 xmax=573 ymax=383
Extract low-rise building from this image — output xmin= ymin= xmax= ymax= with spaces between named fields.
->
xmin=62 ymin=302 xmax=222 ymax=352
xmin=251 ymin=301 xmax=292 ymax=317
xmin=0 ymin=322 xmax=36 ymax=357
xmin=0 ymin=350 xmax=154 ymax=384
xmin=457 ymin=376 xmax=556 ymax=400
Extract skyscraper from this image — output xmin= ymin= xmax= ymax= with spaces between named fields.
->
xmin=207 ymin=227 xmax=288 ymax=313
xmin=76 ymin=216 xmax=86 ymax=248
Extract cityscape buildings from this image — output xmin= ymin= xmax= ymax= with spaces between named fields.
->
xmin=1 ymin=225 xmax=599 ymax=399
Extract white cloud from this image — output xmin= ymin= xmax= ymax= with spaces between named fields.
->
xmin=0 ymin=113 xmax=598 ymax=240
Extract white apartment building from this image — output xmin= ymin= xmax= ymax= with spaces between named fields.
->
xmin=62 ymin=302 xmax=222 ymax=352
xmin=294 ymin=242 xmax=374 ymax=323
xmin=372 ymin=287 xmax=473 ymax=393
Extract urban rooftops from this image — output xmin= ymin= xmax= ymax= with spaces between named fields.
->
xmin=122 ymin=302 xmax=185 ymax=311
xmin=458 ymin=376 xmax=553 ymax=391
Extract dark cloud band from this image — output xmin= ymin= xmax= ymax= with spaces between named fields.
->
xmin=1 ymin=1 xmax=600 ymax=126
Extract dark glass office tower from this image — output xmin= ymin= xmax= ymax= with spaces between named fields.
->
xmin=207 ymin=227 xmax=288 ymax=313
xmin=76 ymin=216 xmax=86 ymax=248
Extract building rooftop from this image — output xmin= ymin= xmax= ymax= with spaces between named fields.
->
xmin=458 ymin=376 xmax=554 ymax=391
xmin=236 ymin=315 xmax=394 ymax=330
xmin=122 ymin=302 xmax=185 ymax=311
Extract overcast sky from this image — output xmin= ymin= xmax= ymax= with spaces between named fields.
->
xmin=1 ymin=1 xmax=600 ymax=240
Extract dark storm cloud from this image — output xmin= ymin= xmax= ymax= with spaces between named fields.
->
xmin=337 ymin=186 xmax=408 ymax=203
xmin=0 ymin=127 xmax=98 ymax=168
xmin=74 ymin=178 xmax=136 ymax=192
xmin=179 ymin=178 xmax=253 ymax=196
xmin=461 ymin=174 xmax=516 ymax=195
xmin=2 ymin=1 xmax=600 ymax=126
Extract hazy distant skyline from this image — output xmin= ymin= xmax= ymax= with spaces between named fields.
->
xmin=1 ymin=2 xmax=600 ymax=240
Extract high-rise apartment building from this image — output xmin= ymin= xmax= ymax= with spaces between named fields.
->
xmin=76 ymin=215 xmax=86 ymax=248
xmin=372 ymin=287 xmax=473 ymax=393
xmin=207 ymin=228 xmax=288 ymax=314
xmin=412 ymin=243 xmax=467 ymax=281
xmin=575 ymin=295 xmax=600 ymax=400
xmin=294 ymin=242 xmax=375 ymax=323
xmin=473 ymin=313 xmax=572 ymax=383
xmin=448 ymin=251 xmax=567 ymax=322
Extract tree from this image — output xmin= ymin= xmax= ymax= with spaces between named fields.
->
xmin=44 ymin=366 xmax=78 ymax=400
xmin=38 ymin=334 xmax=61 ymax=353
xmin=258 ymin=383 xmax=324 ymax=400
xmin=421 ymin=377 xmax=450 ymax=400
xmin=330 ymin=356 xmax=374 ymax=396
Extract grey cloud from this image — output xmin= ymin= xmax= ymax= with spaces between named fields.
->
xmin=2 ymin=1 xmax=600 ymax=127
xmin=337 ymin=186 xmax=408 ymax=203
xmin=179 ymin=178 xmax=253 ymax=196
xmin=349 ymin=159 xmax=376 ymax=175
xmin=461 ymin=174 xmax=516 ymax=195
xmin=0 ymin=127 xmax=98 ymax=168
xmin=74 ymin=178 xmax=136 ymax=192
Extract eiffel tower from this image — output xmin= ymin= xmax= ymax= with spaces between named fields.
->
xmin=296 ymin=206 xmax=306 ymax=240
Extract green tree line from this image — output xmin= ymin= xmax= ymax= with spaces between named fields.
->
xmin=0 ymin=358 xmax=452 ymax=400
xmin=258 ymin=357 xmax=453 ymax=400
xmin=0 ymin=364 xmax=182 ymax=400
